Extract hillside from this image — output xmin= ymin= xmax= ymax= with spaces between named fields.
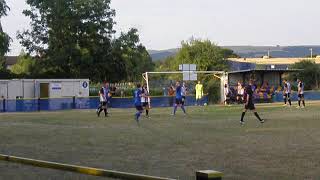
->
xmin=148 ymin=49 xmax=179 ymax=61
xmin=148 ymin=46 xmax=320 ymax=61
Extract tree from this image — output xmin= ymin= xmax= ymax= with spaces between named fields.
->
xmin=18 ymin=0 xmax=117 ymax=81
xmin=0 ymin=0 xmax=10 ymax=71
xmin=11 ymin=51 xmax=36 ymax=76
xmin=290 ymin=60 xmax=320 ymax=90
xmin=221 ymin=48 xmax=240 ymax=59
xmin=158 ymin=39 xmax=229 ymax=72
xmin=305 ymin=54 xmax=318 ymax=58
xmin=155 ymin=39 xmax=230 ymax=103
xmin=18 ymin=0 xmax=153 ymax=82
xmin=112 ymin=28 xmax=154 ymax=81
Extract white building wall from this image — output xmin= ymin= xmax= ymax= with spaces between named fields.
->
xmin=74 ymin=81 xmax=80 ymax=97
xmin=0 ymin=81 xmax=8 ymax=99
xmin=61 ymin=81 xmax=74 ymax=97
xmin=78 ymin=80 xmax=89 ymax=97
xmin=8 ymin=80 xmax=23 ymax=99
xmin=49 ymin=81 xmax=62 ymax=98
xmin=23 ymin=80 xmax=35 ymax=99
xmin=0 ymin=79 xmax=89 ymax=99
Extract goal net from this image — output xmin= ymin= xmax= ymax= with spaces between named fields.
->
xmin=142 ymin=71 xmax=227 ymax=107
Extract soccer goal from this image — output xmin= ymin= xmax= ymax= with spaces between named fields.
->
xmin=142 ymin=71 xmax=227 ymax=106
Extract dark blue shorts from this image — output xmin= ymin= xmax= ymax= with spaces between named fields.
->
xmin=175 ymin=98 xmax=183 ymax=105
xmin=135 ymin=105 xmax=143 ymax=111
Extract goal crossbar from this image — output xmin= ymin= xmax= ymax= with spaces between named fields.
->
xmin=143 ymin=71 xmax=225 ymax=75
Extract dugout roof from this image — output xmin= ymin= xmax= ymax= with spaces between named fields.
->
xmin=227 ymin=69 xmax=303 ymax=87
xmin=228 ymin=69 xmax=302 ymax=74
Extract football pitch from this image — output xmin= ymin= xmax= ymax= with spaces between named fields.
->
xmin=1 ymin=102 xmax=320 ymax=180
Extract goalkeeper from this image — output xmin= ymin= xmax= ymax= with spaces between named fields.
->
xmin=195 ymin=81 xmax=204 ymax=106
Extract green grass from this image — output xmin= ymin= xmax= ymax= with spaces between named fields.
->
xmin=1 ymin=102 xmax=320 ymax=180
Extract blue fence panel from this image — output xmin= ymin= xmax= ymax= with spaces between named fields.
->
xmin=42 ymin=98 xmax=74 ymax=111
xmin=0 ymin=96 xmax=210 ymax=113
xmin=3 ymin=90 xmax=320 ymax=113
xmin=110 ymin=97 xmax=134 ymax=108
xmin=39 ymin=99 xmax=49 ymax=111
xmin=273 ymin=91 xmax=320 ymax=102
xmin=6 ymin=99 xmax=37 ymax=112
xmin=304 ymin=91 xmax=320 ymax=100
xmin=16 ymin=99 xmax=38 ymax=112
xmin=76 ymin=97 xmax=94 ymax=109
xmin=1 ymin=91 xmax=317 ymax=112
xmin=151 ymin=97 xmax=171 ymax=107
xmin=0 ymin=99 xmax=4 ymax=112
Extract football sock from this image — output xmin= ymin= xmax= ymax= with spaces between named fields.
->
xmin=98 ymin=109 xmax=103 ymax=116
xmin=173 ymin=105 xmax=177 ymax=115
xmin=181 ymin=105 xmax=186 ymax=113
xmin=241 ymin=112 xmax=246 ymax=122
xmin=135 ymin=112 xmax=141 ymax=120
xmin=254 ymin=112 xmax=262 ymax=121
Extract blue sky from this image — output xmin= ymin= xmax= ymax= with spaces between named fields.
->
xmin=2 ymin=0 xmax=320 ymax=55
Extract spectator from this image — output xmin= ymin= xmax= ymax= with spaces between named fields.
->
xmin=168 ymin=85 xmax=175 ymax=96
xmin=236 ymin=82 xmax=244 ymax=104
xmin=163 ymin=87 xmax=167 ymax=96
xmin=260 ymin=81 xmax=270 ymax=93
xmin=168 ymin=85 xmax=175 ymax=106
xmin=224 ymin=84 xmax=230 ymax=105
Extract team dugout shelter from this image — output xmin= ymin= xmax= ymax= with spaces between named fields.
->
xmin=227 ymin=69 xmax=301 ymax=102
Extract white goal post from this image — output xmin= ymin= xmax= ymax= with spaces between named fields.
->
xmin=142 ymin=71 xmax=228 ymax=105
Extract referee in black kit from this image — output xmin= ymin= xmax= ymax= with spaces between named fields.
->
xmin=240 ymin=80 xmax=264 ymax=125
